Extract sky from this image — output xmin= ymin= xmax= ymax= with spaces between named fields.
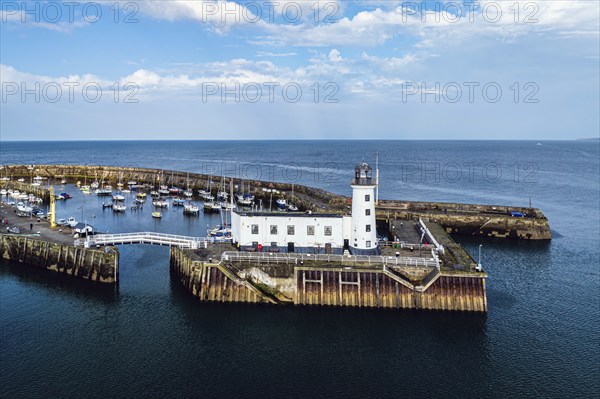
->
xmin=0 ymin=0 xmax=599 ymax=140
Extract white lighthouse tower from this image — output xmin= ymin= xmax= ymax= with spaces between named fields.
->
xmin=350 ymin=161 xmax=379 ymax=255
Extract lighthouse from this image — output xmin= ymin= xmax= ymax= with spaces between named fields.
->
xmin=350 ymin=161 xmax=379 ymax=255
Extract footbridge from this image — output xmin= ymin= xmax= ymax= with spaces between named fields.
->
xmin=76 ymin=232 xmax=209 ymax=249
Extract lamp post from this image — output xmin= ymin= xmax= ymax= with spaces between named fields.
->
xmin=477 ymin=244 xmax=483 ymax=271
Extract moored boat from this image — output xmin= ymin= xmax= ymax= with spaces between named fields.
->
xmin=183 ymin=203 xmax=200 ymax=215
xmin=153 ymin=199 xmax=169 ymax=208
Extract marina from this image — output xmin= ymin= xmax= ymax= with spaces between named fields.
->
xmin=0 ymin=161 xmax=497 ymax=312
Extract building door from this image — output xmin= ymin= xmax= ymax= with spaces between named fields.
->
xmin=325 ymin=243 xmax=332 ymax=254
xmin=287 ymin=242 xmax=295 ymax=253
xmin=343 ymin=239 xmax=349 ymax=250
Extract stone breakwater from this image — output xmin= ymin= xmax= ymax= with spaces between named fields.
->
xmin=1 ymin=234 xmax=119 ymax=283
xmin=2 ymin=164 xmax=551 ymax=240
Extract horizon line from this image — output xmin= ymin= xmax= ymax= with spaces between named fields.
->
xmin=1 ymin=138 xmax=597 ymax=143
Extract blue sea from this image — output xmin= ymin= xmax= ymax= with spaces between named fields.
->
xmin=0 ymin=140 xmax=599 ymax=398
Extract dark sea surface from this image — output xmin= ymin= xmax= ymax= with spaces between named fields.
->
xmin=0 ymin=140 xmax=598 ymax=398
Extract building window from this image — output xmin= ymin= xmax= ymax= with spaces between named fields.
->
xmin=365 ymin=194 xmax=370 ymax=202
xmin=324 ymin=226 xmax=332 ymax=236
xmin=366 ymin=241 xmax=371 ymax=248
xmin=270 ymin=225 xmax=278 ymax=235
xmin=365 ymin=209 xmax=370 ymax=216
xmin=271 ymin=242 xmax=278 ymax=248
xmin=287 ymin=225 xmax=295 ymax=235
xmin=366 ymin=224 xmax=371 ymax=232
xmin=307 ymin=225 xmax=315 ymax=236
xmin=251 ymin=224 xmax=259 ymax=234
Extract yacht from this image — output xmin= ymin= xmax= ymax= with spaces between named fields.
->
xmin=183 ymin=203 xmax=200 ymax=215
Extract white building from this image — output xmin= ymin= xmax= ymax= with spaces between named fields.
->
xmin=231 ymin=161 xmax=380 ymax=255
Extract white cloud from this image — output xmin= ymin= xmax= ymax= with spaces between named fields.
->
xmin=328 ymin=49 xmax=343 ymax=62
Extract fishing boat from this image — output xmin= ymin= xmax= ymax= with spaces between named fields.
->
xmin=153 ymin=199 xmax=169 ymax=208
xmin=90 ymin=181 xmax=99 ymax=189
xmin=0 ymin=189 xmax=7 ymax=196
xmin=112 ymin=194 xmax=125 ymax=202
xmin=172 ymin=198 xmax=185 ymax=207
xmin=17 ymin=178 xmax=25 ymax=182
xmin=152 ymin=211 xmax=162 ymax=219
xmin=121 ymin=189 xmax=131 ymax=193
xmin=60 ymin=179 xmax=67 ymax=184
xmin=102 ymin=203 xmax=113 ymax=209
xmin=81 ymin=186 xmax=91 ymax=194
xmin=136 ymin=192 xmax=147 ymax=199
xmin=113 ymin=204 xmax=126 ymax=213
xmin=150 ymin=191 xmax=160 ymax=197
xmin=60 ymin=192 xmax=72 ymax=199
xmin=183 ymin=203 xmax=200 ymax=215
xmin=134 ymin=198 xmax=145 ymax=205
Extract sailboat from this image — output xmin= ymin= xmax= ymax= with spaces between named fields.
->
xmin=183 ymin=202 xmax=200 ymax=215
xmin=198 ymin=175 xmax=214 ymax=200
xmin=183 ymin=172 xmax=193 ymax=198
xmin=287 ymin=183 xmax=299 ymax=211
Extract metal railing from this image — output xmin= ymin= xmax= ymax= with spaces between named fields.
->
xmin=221 ymin=251 xmax=439 ymax=268
xmin=77 ymin=232 xmax=208 ymax=249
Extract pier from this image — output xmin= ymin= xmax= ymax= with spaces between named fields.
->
xmin=77 ymin=232 xmax=208 ymax=249
xmin=0 ymin=163 xmax=530 ymax=311
xmin=1 ymin=164 xmax=552 ymax=241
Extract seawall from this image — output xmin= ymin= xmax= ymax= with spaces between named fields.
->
xmin=170 ymin=247 xmax=487 ymax=312
xmin=0 ymin=234 xmax=119 ymax=283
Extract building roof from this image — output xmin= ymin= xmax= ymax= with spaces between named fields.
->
xmin=235 ymin=211 xmax=343 ymax=218
xmin=74 ymin=223 xmax=93 ymax=230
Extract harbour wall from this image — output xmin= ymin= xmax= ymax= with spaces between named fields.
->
xmin=2 ymin=164 xmax=551 ymax=240
xmin=170 ymin=248 xmax=487 ymax=312
xmin=0 ymin=234 xmax=119 ymax=283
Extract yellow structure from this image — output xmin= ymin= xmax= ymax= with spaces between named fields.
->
xmin=48 ymin=186 xmax=57 ymax=228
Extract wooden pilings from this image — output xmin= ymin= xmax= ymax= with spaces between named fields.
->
xmin=0 ymin=234 xmax=119 ymax=283
xmin=170 ymin=248 xmax=487 ymax=312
